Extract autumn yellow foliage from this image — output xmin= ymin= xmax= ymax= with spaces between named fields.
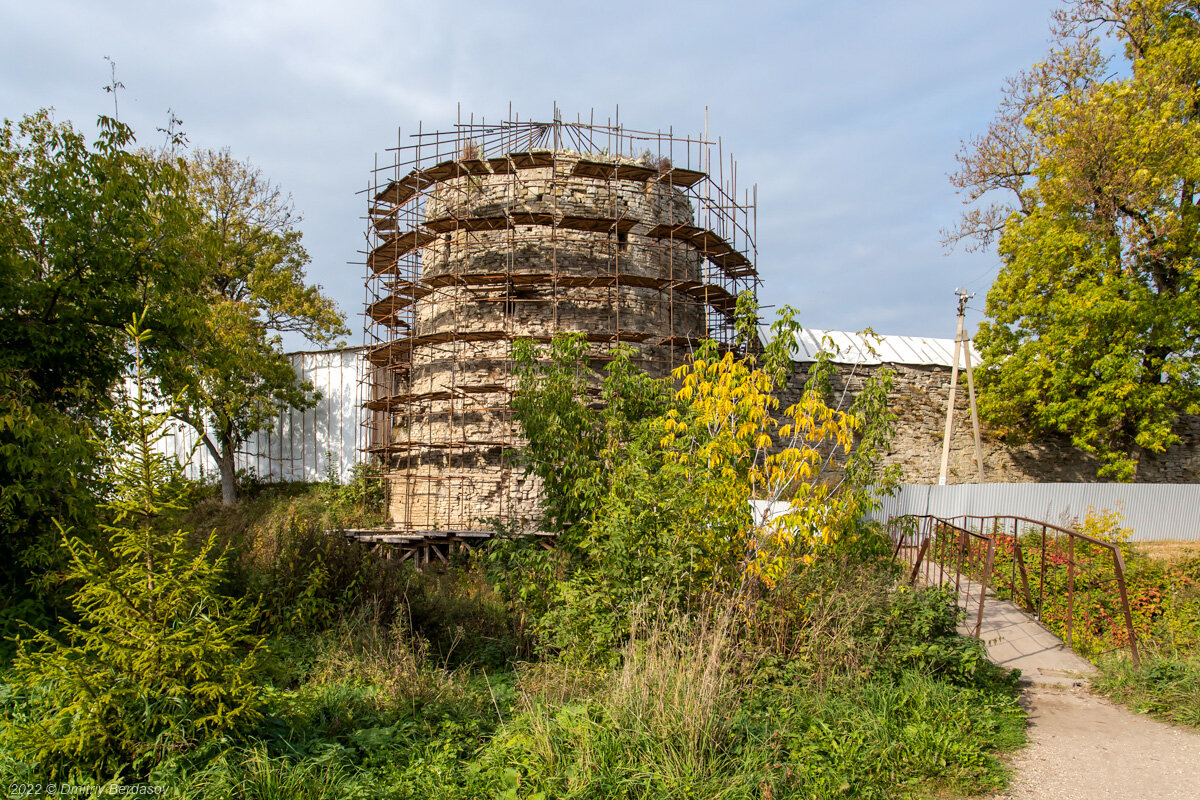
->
xmin=661 ymin=348 xmax=858 ymax=587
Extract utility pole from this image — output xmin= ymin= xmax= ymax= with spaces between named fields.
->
xmin=938 ymin=289 xmax=985 ymax=484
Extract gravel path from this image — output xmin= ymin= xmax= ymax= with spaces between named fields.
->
xmin=987 ymin=686 xmax=1200 ymax=800
xmin=932 ymin=558 xmax=1200 ymax=799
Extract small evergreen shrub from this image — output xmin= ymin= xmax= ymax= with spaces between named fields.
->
xmin=0 ymin=320 xmax=267 ymax=779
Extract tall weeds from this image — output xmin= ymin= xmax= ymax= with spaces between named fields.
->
xmin=745 ymin=554 xmax=899 ymax=685
xmin=491 ymin=607 xmax=758 ymax=798
xmin=173 ymin=747 xmax=354 ymax=800
xmin=305 ymin=603 xmax=455 ymax=711
xmin=609 ymin=607 xmax=738 ymax=773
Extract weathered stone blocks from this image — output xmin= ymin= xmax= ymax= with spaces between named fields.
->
xmin=385 ymin=151 xmax=718 ymax=529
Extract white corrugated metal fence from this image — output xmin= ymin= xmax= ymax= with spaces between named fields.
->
xmin=870 ymin=483 xmax=1200 ymax=542
xmin=156 ymin=347 xmax=367 ymax=484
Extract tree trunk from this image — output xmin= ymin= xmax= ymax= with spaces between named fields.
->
xmin=219 ymin=438 xmax=238 ymax=506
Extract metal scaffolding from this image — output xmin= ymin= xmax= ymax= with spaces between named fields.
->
xmin=359 ymin=108 xmax=758 ymax=533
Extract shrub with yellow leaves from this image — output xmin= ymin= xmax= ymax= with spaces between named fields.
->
xmin=501 ymin=294 xmax=898 ymax=662
xmin=660 ymin=342 xmax=858 ymax=587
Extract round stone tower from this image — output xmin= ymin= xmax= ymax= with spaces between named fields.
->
xmin=363 ymin=119 xmax=757 ymax=531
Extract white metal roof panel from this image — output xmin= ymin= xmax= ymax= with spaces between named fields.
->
xmin=791 ymin=328 xmax=980 ymax=368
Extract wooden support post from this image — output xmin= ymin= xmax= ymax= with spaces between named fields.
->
xmin=938 ymin=289 xmax=975 ymax=485
xmin=938 ymin=302 xmax=964 ymax=485
xmin=963 ymin=326 xmax=985 ymax=482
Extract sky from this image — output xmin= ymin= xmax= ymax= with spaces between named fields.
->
xmin=1 ymin=0 xmax=1064 ymax=350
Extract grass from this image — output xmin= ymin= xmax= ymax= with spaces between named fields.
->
xmin=120 ymin=575 xmax=1022 ymax=799
xmin=1135 ymin=541 xmax=1200 ymax=561
xmin=1087 ymin=543 xmax=1200 ymax=728
xmin=1094 ymin=649 xmax=1200 ymax=728
xmin=2 ymin=487 xmax=1029 ymax=796
xmin=487 ymin=614 xmax=753 ymax=799
xmin=2 ymin=590 xmax=1025 ymax=799
xmin=460 ymin=602 xmax=1025 ymax=800
xmin=762 ymin=672 xmax=1025 ymax=799
xmin=170 ymin=748 xmax=357 ymax=800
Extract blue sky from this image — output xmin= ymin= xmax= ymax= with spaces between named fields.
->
xmin=1 ymin=0 xmax=1063 ymax=348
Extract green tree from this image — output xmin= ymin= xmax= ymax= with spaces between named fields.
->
xmin=1 ymin=319 xmax=266 ymax=779
xmin=950 ymin=0 xmax=1200 ymax=479
xmin=154 ymin=149 xmax=349 ymax=504
xmin=510 ymin=334 xmax=671 ymax=542
xmin=0 ymin=110 xmax=196 ymax=580
xmin=0 ymin=110 xmax=195 ymax=402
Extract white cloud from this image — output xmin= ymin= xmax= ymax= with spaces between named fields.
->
xmin=0 ymin=0 xmax=1062 ymax=345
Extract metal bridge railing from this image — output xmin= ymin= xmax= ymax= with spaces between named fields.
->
xmin=887 ymin=514 xmax=1140 ymax=666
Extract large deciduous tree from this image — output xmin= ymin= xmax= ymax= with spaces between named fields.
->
xmin=155 ymin=149 xmax=348 ymax=505
xmin=0 ymin=110 xmax=196 ymax=577
xmin=0 ymin=111 xmax=196 ymax=402
xmin=950 ymin=0 xmax=1200 ymax=479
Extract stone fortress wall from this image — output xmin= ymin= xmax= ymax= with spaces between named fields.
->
xmin=783 ymin=330 xmax=1200 ymax=485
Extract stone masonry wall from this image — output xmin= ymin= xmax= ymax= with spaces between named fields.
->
xmin=386 ymin=151 xmax=714 ymax=529
xmin=786 ymin=362 xmax=1200 ymax=484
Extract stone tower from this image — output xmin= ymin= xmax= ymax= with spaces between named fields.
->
xmin=363 ymin=116 xmax=757 ymax=531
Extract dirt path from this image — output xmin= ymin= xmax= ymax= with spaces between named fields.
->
xmin=987 ymin=685 xmax=1200 ymax=800
xmin=959 ymin=589 xmax=1200 ymax=798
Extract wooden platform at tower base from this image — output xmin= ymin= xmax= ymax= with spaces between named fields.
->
xmin=338 ymin=528 xmax=556 ymax=569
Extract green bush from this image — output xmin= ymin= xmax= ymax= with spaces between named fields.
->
xmin=320 ymin=460 xmax=387 ymax=530
xmin=0 ymin=306 xmax=1030 ymax=791
xmin=757 ymin=671 xmax=1024 ymax=799
xmin=503 ymin=297 xmax=904 ymax=669
xmin=869 ymin=584 xmax=997 ymax=686
xmin=185 ymin=487 xmax=408 ymax=637
xmin=744 ymin=549 xmax=1015 ymax=694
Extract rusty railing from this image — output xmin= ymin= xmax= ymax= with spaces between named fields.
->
xmin=887 ymin=514 xmax=1139 ymax=665
xmin=888 ymin=515 xmax=995 ymax=637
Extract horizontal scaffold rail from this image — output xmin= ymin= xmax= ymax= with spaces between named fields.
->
xmin=571 ymin=158 xmax=705 ymax=186
xmin=366 ymin=439 xmax=512 ymax=454
xmin=367 ymin=231 xmax=438 ymax=273
xmin=363 ymin=383 xmax=509 ymax=411
xmin=371 ymin=152 xmax=707 ymax=210
xmin=644 ymin=223 xmax=754 ymax=276
xmin=366 ymin=328 xmax=720 ymax=366
xmin=368 ymin=213 xmax=638 ymax=268
xmin=364 ymin=294 xmax=420 ymax=324
xmin=366 ymin=273 xmax=739 ymax=328
xmin=422 ymin=213 xmax=638 ymax=236
xmin=367 ymin=220 xmax=755 ymax=283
